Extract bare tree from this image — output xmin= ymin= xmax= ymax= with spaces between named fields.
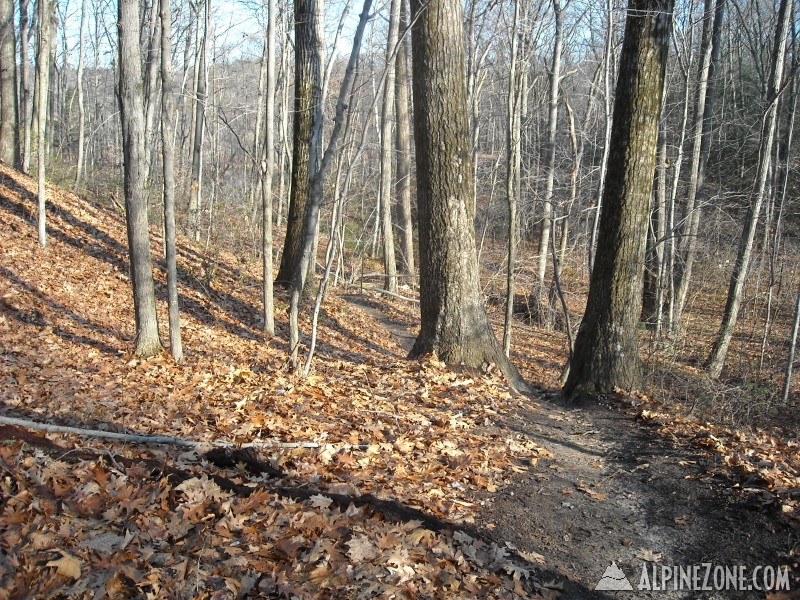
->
xmin=503 ymin=0 xmax=523 ymax=356
xmin=74 ymin=0 xmax=88 ymax=188
xmin=119 ymin=0 xmax=161 ymax=358
xmin=673 ymin=0 xmax=726 ymax=331
xmin=534 ymin=0 xmax=565 ymax=315
xmin=395 ymin=0 xmax=414 ymax=277
xmin=35 ymin=0 xmax=51 ymax=247
xmin=262 ymin=0 xmax=277 ymax=337
xmin=564 ymin=0 xmax=674 ymax=397
xmin=379 ymin=0 xmax=401 ymax=293
xmin=160 ymin=0 xmax=182 ymax=362
xmin=707 ymin=0 xmax=791 ymax=378
xmin=187 ymin=0 xmax=209 ymax=242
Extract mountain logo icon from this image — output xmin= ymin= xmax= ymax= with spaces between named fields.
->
xmin=595 ymin=562 xmax=633 ymax=591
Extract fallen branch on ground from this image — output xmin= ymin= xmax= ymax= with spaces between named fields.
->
xmin=0 ymin=415 xmax=364 ymax=450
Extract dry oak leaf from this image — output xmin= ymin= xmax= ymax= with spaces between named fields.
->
xmin=636 ymin=548 xmax=663 ymax=562
xmin=346 ymin=536 xmax=379 ymax=563
xmin=46 ymin=550 xmax=83 ymax=579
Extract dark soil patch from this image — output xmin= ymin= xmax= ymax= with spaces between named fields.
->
xmin=478 ymin=393 xmax=798 ymax=599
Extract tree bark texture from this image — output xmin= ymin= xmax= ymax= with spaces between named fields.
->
xmin=0 ymin=0 xmax=19 ymax=166
xmin=276 ymin=0 xmax=323 ymax=285
xmin=564 ymin=0 xmax=673 ymax=397
xmin=409 ymin=0 xmax=529 ymax=392
xmin=119 ymin=0 xmax=161 ymax=357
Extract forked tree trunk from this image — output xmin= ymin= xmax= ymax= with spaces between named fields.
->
xmin=0 ymin=0 xmax=19 ymax=167
xmin=564 ymin=0 xmax=673 ymax=397
xmin=119 ymin=0 xmax=161 ymax=358
xmin=276 ymin=0 xmax=323 ymax=285
xmin=35 ymin=0 xmax=51 ymax=247
xmin=707 ymin=0 xmax=790 ymax=378
xmin=409 ymin=0 xmax=530 ymax=393
xmin=160 ymin=0 xmax=182 ymax=362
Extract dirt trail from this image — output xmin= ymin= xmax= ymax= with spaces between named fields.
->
xmin=481 ymin=394 xmax=794 ymax=599
xmin=344 ymin=293 xmax=797 ymax=599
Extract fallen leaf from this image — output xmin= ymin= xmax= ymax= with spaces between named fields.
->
xmin=46 ymin=550 xmax=83 ymax=579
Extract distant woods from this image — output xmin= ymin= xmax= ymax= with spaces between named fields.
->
xmin=0 ymin=0 xmax=798 ymax=396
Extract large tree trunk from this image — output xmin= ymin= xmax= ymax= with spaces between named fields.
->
xmin=119 ymin=0 xmax=161 ymax=358
xmin=564 ymin=0 xmax=673 ymax=397
xmin=0 ymin=0 xmax=19 ymax=167
xmin=35 ymin=0 xmax=51 ymax=247
xmin=706 ymin=0 xmax=791 ymax=379
xmin=395 ymin=0 xmax=414 ymax=277
xmin=160 ymin=0 xmax=182 ymax=362
xmin=408 ymin=0 xmax=530 ymax=393
xmin=276 ymin=0 xmax=323 ymax=285
xmin=379 ymin=0 xmax=400 ymax=293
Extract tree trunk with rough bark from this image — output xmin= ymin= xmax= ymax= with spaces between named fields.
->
xmin=119 ymin=0 xmax=161 ymax=358
xmin=0 ymin=0 xmax=19 ymax=167
xmin=19 ymin=0 xmax=32 ymax=173
xmin=276 ymin=0 xmax=323 ymax=285
xmin=564 ymin=0 xmax=673 ymax=397
xmin=408 ymin=0 xmax=530 ymax=393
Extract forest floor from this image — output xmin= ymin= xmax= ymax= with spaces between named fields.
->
xmin=0 ymin=162 xmax=798 ymax=599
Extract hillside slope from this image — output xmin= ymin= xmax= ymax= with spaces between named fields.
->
xmin=0 ymin=164 xmax=556 ymax=598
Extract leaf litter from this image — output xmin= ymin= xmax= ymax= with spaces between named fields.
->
xmin=0 ymin=164 xmax=553 ymax=597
